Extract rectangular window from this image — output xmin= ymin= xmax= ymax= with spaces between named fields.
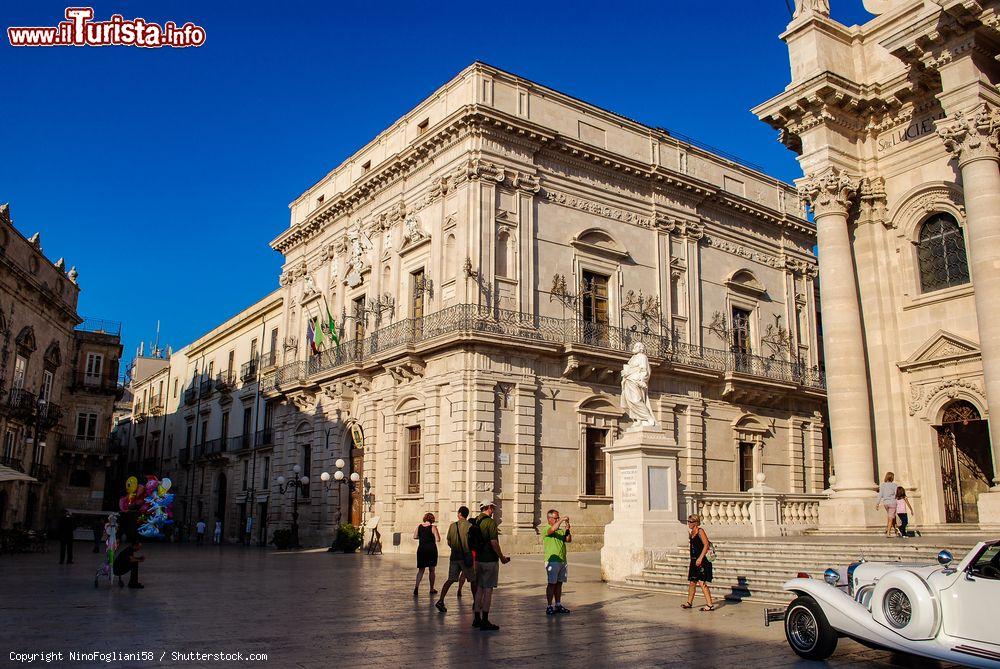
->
xmin=269 ymin=328 xmax=279 ymax=356
xmin=200 ymin=419 xmax=208 ymax=446
xmin=302 ymin=445 xmax=311 ymax=498
xmin=221 ymin=411 xmax=230 ymax=440
xmin=417 ymin=118 xmax=429 ymax=134
xmin=243 ymin=460 xmax=249 ymax=491
xmin=40 ymin=370 xmax=54 ymax=402
xmin=585 ymin=427 xmax=608 ymax=496
xmin=407 ymin=425 xmax=421 ymax=494
xmin=581 ymin=271 xmax=610 ymax=345
xmin=262 ymin=456 xmax=270 ymax=489
xmin=361 ymin=160 xmax=371 ymax=173
xmin=353 ymin=296 xmax=366 ymax=341
xmin=732 ymin=307 xmax=753 ymax=357
xmin=13 ymin=355 xmax=27 ymax=390
xmin=242 ymin=407 xmax=253 ymax=449
xmin=739 ymin=442 xmax=755 ymax=492
xmin=3 ymin=429 xmax=16 ymax=459
xmin=173 ymin=377 xmax=178 ymax=398
xmin=227 ymin=351 xmax=235 ymax=381
xmin=208 ymin=361 xmax=214 ymax=378
xmin=316 ymin=194 xmax=325 ymax=205
xmin=185 ymin=425 xmax=193 ymax=449
xmin=250 ymin=338 xmax=259 ymax=361
xmin=84 ymin=352 xmax=103 ymax=384
xmin=76 ymin=413 xmax=98 ymax=440
xmin=166 ymin=435 xmax=173 ymax=458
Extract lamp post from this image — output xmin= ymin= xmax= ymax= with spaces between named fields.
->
xmin=276 ymin=464 xmax=309 ymax=549
xmin=320 ymin=458 xmax=359 ymax=551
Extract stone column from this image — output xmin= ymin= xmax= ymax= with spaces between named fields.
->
xmin=938 ymin=106 xmax=1000 ymax=526
xmin=799 ymin=168 xmax=881 ymax=529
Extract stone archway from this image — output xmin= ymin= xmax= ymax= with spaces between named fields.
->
xmin=934 ymin=400 xmax=993 ymax=523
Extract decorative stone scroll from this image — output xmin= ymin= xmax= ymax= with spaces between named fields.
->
xmin=937 ymin=103 xmax=1000 ymax=166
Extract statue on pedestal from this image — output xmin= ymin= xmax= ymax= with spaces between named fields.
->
xmin=620 ymin=342 xmax=656 ymax=428
xmin=793 ymin=0 xmax=830 ymax=18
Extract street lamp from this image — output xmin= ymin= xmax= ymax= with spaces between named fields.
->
xmin=320 ymin=458 xmax=359 ymax=551
xmin=276 ymin=464 xmax=309 ymax=549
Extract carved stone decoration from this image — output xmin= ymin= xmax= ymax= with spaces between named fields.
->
xmin=792 ymin=0 xmax=830 ymax=18
xmin=68 ymin=267 xmax=78 ymax=283
xmin=328 ymin=258 xmax=340 ymax=288
xmin=937 ymin=103 xmax=1000 ymax=166
xmin=283 ymin=335 xmax=298 ymax=351
xmin=620 ymin=343 xmax=656 ymax=428
xmin=908 ymin=378 xmax=986 ymax=417
xmin=512 ymin=173 xmax=540 ymax=194
xmin=402 ymin=217 xmax=427 ymax=246
xmin=302 ymin=273 xmax=318 ymax=298
xmin=291 ymin=392 xmax=317 ymax=411
xmin=859 ymin=176 xmax=889 ymax=227
xmin=798 ymin=167 xmax=859 ymax=217
xmin=495 ymin=382 xmax=514 ymax=409
xmin=345 ymin=225 xmax=373 ymax=286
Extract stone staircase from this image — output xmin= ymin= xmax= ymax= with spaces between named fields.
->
xmin=615 ymin=536 xmax=984 ymax=605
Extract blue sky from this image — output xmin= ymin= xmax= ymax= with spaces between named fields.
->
xmin=0 ymin=0 xmax=875 ymax=372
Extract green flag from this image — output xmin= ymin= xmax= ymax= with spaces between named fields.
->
xmin=323 ymin=296 xmax=339 ymax=346
xmin=313 ymin=315 xmax=325 ymax=348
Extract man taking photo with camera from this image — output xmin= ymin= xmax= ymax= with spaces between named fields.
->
xmin=543 ymin=509 xmax=572 ymax=615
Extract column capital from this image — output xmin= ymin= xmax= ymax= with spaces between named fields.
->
xmin=798 ymin=167 xmax=859 ymax=218
xmin=937 ymin=103 xmax=1000 ymax=166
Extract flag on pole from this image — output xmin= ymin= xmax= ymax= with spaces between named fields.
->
xmin=307 ymin=318 xmax=318 ymax=355
xmin=323 ymin=296 xmax=340 ymax=346
xmin=313 ymin=314 xmax=325 ymax=349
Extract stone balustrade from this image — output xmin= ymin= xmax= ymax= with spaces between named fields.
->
xmin=684 ymin=490 xmax=826 ymax=537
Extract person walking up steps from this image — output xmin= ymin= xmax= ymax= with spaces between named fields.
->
xmin=472 ymin=499 xmax=509 ymax=631
xmin=895 ymin=487 xmax=915 ymax=538
xmin=543 ymin=509 xmax=572 ymax=615
xmin=682 ymin=514 xmax=715 ymax=611
xmin=876 ymin=472 xmax=899 ymax=537
xmin=435 ymin=506 xmax=476 ymax=613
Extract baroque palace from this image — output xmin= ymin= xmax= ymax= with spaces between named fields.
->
xmin=756 ymin=0 xmax=1000 ymax=530
xmin=131 ymin=62 xmax=829 ymax=548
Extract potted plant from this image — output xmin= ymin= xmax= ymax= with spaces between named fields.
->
xmin=271 ymin=528 xmax=292 ymax=550
xmin=333 ymin=523 xmax=362 ymax=553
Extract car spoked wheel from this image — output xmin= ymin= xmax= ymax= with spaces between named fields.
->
xmin=883 ymin=588 xmax=912 ymax=629
xmin=784 ymin=595 xmax=839 ymax=660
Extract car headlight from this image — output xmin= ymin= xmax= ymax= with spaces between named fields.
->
xmin=883 ymin=587 xmax=912 ymax=629
xmin=823 ymin=568 xmax=840 ymax=586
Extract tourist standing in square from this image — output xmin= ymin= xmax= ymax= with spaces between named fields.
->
xmin=57 ymin=509 xmax=75 ymax=565
xmin=543 ymin=509 xmax=572 ymax=615
xmin=473 ymin=499 xmax=509 ymax=631
xmin=213 ymin=517 xmax=222 ymax=544
xmin=412 ymin=512 xmax=440 ymax=596
xmin=436 ymin=506 xmax=475 ymax=613
xmin=682 ymin=514 xmax=715 ymax=611
xmin=195 ymin=518 xmax=206 ymax=546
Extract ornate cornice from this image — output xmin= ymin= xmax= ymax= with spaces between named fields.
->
xmin=937 ymin=102 xmax=1000 ymax=166
xmin=798 ymin=167 xmax=859 ymax=218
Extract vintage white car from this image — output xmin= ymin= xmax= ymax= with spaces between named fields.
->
xmin=769 ymin=540 xmax=1000 ymax=667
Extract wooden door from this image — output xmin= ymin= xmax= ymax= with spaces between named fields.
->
xmin=350 ymin=448 xmax=364 ymax=527
xmin=937 ymin=427 xmax=962 ymax=523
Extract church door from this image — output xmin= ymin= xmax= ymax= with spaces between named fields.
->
xmin=936 ymin=401 xmax=993 ymax=523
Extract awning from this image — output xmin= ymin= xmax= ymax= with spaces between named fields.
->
xmin=0 ymin=465 xmax=36 ymax=483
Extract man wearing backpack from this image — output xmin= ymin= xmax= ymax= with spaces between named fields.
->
xmin=435 ymin=506 xmax=476 ymax=613
xmin=472 ymin=499 xmax=509 ymax=631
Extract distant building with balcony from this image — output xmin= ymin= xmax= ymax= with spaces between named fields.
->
xmin=0 ymin=203 xmax=122 ymax=531
xmin=123 ymin=292 xmax=282 ymax=543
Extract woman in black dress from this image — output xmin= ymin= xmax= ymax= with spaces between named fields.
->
xmin=682 ymin=514 xmax=715 ymax=611
xmin=413 ymin=512 xmax=441 ymax=596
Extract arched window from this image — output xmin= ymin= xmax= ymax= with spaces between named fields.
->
xmin=917 ymin=214 xmax=970 ymax=293
xmin=496 ymin=229 xmax=511 ymax=278
xmin=444 ymin=234 xmax=456 ymax=281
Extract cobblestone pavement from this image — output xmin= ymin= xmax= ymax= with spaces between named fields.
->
xmin=0 ymin=543 xmax=956 ymax=669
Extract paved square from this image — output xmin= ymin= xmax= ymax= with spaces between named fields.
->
xmin=0 ymin=543 xmax=958 ymax=668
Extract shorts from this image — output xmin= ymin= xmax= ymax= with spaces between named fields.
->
xmin=882 ymin=503 xmax=897 ymax=519
xmin=448 ymin=559 xmax=476 ymax=582
xmin=477 ymin=560 xmax=500 ymax=589
xmin=546 ymin=561 xmax=568 ymax=584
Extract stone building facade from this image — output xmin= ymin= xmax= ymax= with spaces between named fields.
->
xmin=124 ymin=294 xmax=283 ymax=544
xmin=256 ymin=63 xmax=828 ymax=550
xmin=0 ymin=203 xmax=122 ymax=530
xmin=755 ymin=0 xmax=1000 ymax=529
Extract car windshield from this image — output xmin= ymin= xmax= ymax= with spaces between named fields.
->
xmin=968 ymin=544 xmax=1000 ymax=580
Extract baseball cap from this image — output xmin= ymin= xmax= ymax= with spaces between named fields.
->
xmin=479 ymin=498 xmax=496 ymax=510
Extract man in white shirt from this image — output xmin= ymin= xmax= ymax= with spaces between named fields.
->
xmin=195 ymin=518 xmax=206 ymax=546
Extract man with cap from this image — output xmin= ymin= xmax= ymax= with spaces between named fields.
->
xmin=473 ymin=498 xmax=509 ymax=631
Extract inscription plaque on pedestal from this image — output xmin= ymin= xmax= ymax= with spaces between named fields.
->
xmin=619 ymin=465 xmax=639 ymax=511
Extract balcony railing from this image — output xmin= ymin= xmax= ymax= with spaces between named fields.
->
xmin=199 ymin=378 xmax=213 ymax=396
xmin=240 ymin=359 xmax=259 ymax=383
xmin=195 ymin=438 xmax=226 ymax=459
xmin=58 ymin=436 xmax=122 ymax=455
xmin=7 ymin=388 xmax=37 ymax=420
xmin=73 ymin=373 xmax=120 ymax=394
xmin=215 ymin=373 xmax=236 ymax=392
xmin=37 ymin=401 xmax=62 ymax=429
xmin=29 ymin=463 xmax=51 ymax=481
xmin=0 ymin=455 xmax=24 ymax=472
xmin=76 ymin=317 xmax=122 ymax=336
xmin=229 ymin=428 xmax=273 ymax=452
xmin=183 ymin=387 xmax=197 ymax=406
xmin=262 ymin=304 xmax=826 ymax=392
xmin=260 ymin=351 xmax=277 ymax=369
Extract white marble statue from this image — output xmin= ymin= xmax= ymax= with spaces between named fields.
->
xmin=302 ymin=273 xmax=317 ymax=296
xmin=620 ymin=342 xmax=656 ymax=428
xmin=793 ymin=0 xmax=830 ymax=18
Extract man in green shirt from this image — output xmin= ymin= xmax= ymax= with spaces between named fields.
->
xmin=543 ymin=508 xmax=572 ymax=615
xmin=473 ymin=498 xmax=509 ymax=631
xmin=435 ymin=506 xmax=475 ymax=613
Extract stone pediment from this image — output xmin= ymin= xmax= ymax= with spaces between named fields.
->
xmin=898 ymin=330 xmax=980 ymax=371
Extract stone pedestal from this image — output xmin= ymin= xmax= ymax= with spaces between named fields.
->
xmin=978 ymin=490 xmax=1000 ymax=530
xmin=601 ymin=426 xmax=688 ymax=582
xmin=818 ymin=493 xmax=887 ymax=532
xmin=748 ymin=473 xmax=781 ymax=537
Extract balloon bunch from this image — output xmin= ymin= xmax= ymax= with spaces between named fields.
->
xmin=119 ymin=475 xmax=174 ymax=539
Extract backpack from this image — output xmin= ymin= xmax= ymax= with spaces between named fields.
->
xmin=466 ymin=517 xmax=484 ymax=555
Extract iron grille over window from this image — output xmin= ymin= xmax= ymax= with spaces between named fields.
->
xmin=917 ymin=214 xmax=970 ymax=293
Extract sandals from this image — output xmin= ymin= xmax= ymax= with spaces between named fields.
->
xmin=681 ymin=602 xmax=693 ymax=609
xmin=700 ymin=605 xmax=716 ymax=611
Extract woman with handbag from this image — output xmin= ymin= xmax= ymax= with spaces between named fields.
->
xmin=682 ymin=514 xmax=716 ymax=611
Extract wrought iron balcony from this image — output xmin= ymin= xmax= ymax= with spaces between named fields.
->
xmin=71 ymin=372 xmax=120 ymax=394
xmin=58 ymin=436 xmax=122 ymax=455
xmin=262 ymin=304 xmax=826 ymax=393
xmin=76 ymin=317 xmax=122 ymax=336
xmin=37 ymin=401 xmax=62 ymax=429
xmin=240 ymin=359 xmax=259 ymax=383
xmin=260 ymin=351 xmax=277 ymax=370
xmin=0 ymin=455 xmax=24 ymax=471
xmin=183 ymin=387 xmax=197 ymax=406
xmin=178 ymin=447 xmax=190 ymax=464
xmin=6 ymin=388 xmax=37 ymax=421
xmin=199 ymin=378 xmax=213 ymax=396
xmin=195 ymin=438 xmax=227 ymax=459
xmin=215 ymin=373 xmax=236 ymax=393
xmin=29 ymin=463 xmax=51 ymax=481
xmin=147 ymin=394 xmax=163 ymax=415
